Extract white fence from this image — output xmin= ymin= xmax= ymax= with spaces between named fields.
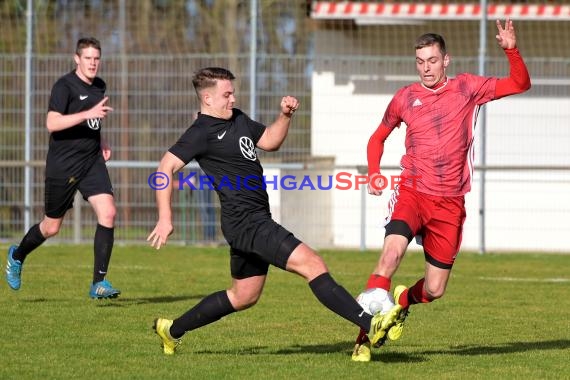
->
xmin=1 ymin=53 xmax=569 ymax=252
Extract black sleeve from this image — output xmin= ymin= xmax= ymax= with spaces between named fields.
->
xmin=48 ymin=79 xmax=71 ymax=114
xmin=249 ymin=118 xmax=266 ymax=145
xmin=168 ymin=125 xmax=207 ymax=165
xmin=235 ymin=109 xmax=266 ymax=144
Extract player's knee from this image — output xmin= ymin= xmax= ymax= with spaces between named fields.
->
xmin=99 ymin=206 xmax=116 ymax=225
xmin=424 ymin=285 xmax=445 ymax=300
xmin=231 ymin=292 xmax=261 ymax=311
xmin=287 ymin=247 xmax=328 ymax=280
xmin=106 ymin=205 xmax=117 ymax=221
xmin=42 ymin=223 xmax=60 ymax=238
xmin=305 ymin=252 xmax=327 ymax=272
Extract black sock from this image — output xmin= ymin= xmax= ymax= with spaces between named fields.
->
xmin=93 ymin=224 xmax=114 ymax=283
xmin=170 ymin=290 xmax=236 ymax=339
xmin=309 ymin=272 xmax=372 ymax=332
xmin=13 ymin=223 xmax=46 ymax=263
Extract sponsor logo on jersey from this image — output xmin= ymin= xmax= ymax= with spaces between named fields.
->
xmin=217 ymin=131 xmax=227 ymax=140
xmin=80 ymin=95 xmax=88 ymax=100
xmin=87 ymin=118 xmax=101 ymax=130
xmin=412 ymin=98 xmax=423 ymax=107
xmin=239 ymin=136 xmax=257 ymax=161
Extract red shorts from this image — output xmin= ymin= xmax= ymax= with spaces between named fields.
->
xmin=385 ymin=185 xmax=466 ymax=268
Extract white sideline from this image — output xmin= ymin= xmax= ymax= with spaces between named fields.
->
xmin=478 ymin=276 xmax=569 ymax=283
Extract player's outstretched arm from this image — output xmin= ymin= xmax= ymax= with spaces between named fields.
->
xmin=494 ymin=18 xmax=531 ymax=98
xmin=147 ymin=152 xmax=185 ymax=250
xmin=256 ymin=96 xmax=299 ymax=152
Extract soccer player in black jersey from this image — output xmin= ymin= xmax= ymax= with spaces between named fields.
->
xmin=148 ymin=67 xmax=391 ymax=355
xmin=5 ymin=37 xmax=120 ymax=299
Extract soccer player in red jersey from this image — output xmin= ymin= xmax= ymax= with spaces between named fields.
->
xmin=352 ymin=18 xmax=531 ymax=361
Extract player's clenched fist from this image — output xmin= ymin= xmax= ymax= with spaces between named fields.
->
xmin=280 ymin=96 xmax=299 ymax=117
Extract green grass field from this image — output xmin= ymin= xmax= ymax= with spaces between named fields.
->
xmin=1 ymin=245 xmax=568 ymax=380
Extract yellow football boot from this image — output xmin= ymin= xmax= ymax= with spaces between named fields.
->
xmin=351 ymin=341 xmax=371 ymax=362
xmin=387 ymin=285 xmax=410 ymax=341
xmin=153 ymin=318 xmax=181 ymax=355
xmin=368 ymin=305 xmax=401 ymax=347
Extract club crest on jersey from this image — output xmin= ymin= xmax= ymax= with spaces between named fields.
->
xmin=87 ymin=118 xmax=101 ymax=130
xmin=239 ymin=136 xmax=257 ymax=161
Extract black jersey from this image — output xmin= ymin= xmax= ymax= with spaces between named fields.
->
xmin=45 ymin=71 xmax=106 ymax=178
xmin=169 ymin=109 xmax=269 ymax=234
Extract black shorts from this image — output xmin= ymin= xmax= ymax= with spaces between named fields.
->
xmin=226 ymin=213 xmax=302 ymax=279
xmin=45 ymin=155 xmax=113 ymax=218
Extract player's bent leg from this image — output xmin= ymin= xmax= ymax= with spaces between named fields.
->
xmin=285 ymin=243 xmax=328 ymax=281
xmin=288 ymin=244 xmax=382 ymax=338
xmin=374 ymin=225 xmax=413 ymax=276
xmin=356 ymin=233 xmax=409 ymax=350
xmin=88 ymin=194 xmax=119 ymax=298
xmin=6 ymin=216 xmax=60 ymax=291
xmin=88 ymin=193 xmax=116 ymax=227
xmin=226 ymin=275 xmax=266 ymax=311
xmin=39 ymin=215 xmax=65 ymax=238
xmin=153 ymin=318 xmax=181 ymax=355
xmin=364 ymin=233 xmax=408 ymax=345
xmin=386 ymin=267 xmax=451 ymax=341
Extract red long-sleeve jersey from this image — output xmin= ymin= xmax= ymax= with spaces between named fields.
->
xmin=367 ymin=48 xmax=530 ymax=196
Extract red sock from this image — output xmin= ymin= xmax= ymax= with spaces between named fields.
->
xmin=397 ymin=287 xmax=411 ymax=308
xmin=407 ymin=278 xmax=432 ymax=306
xmin=355 ymin=328 xmax=370 ymax=344
xmin=365 ymin=274 xmax=391 ymax=291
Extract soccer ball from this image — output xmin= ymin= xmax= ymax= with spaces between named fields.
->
xmin=356 ymin=288 xmax=395 ymax=315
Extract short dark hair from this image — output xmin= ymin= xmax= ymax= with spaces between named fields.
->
xmin=192 ymin=67 xmax=236 ymax=94
xmin=415 ymin=33 xmax=447 ymax=56
xmin=76 ymin=37 xmax=101 ymax=56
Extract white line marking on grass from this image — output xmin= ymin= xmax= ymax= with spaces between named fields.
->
xmin=478 ymin=276 xmax=569 ymax=283
xmin=25 ymin=264 xmax=152 ymax=270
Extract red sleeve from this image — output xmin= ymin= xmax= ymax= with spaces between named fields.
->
xmin=367 ymin=122 xmax=393 ymax=177
xmin=494 ymin=48 xmax=531 ymax=99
